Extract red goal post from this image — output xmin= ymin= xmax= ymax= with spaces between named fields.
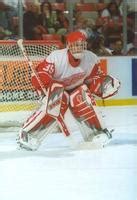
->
xmin=0 ymin=40 xmax=63 ymax=114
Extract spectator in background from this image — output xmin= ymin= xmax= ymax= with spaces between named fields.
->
xmin=98 ymin=1 xmax=122 ymax=45
xmin=127 ymin=11 xmax=136 ymax=32
xmin=38 ymin=1 xmax=56 ymax=34
xmin=0 ymin=1 xmax=9 ymax=30
xmin=54 ymin=10 xmax=69 ymax=35
xmin=73 ymin=13 xmax=95 ymax=39
xmin=38 ymin=1 xmax=69 ymax=37
xmin=126 ymin=29 xmax=137 ymax=55
xmin=109 ymin=37 xmax=123 ymax=55
xmin=87 ymin=34 xmax=112 ymax=56
xmin=23 ymin=2 xmax=47 ymax=40
xmin=73 ymin=10 xmax=92 ymax=34
xmin=84 ymin=18 xmax=96 ymax=39
xmin=6 ymin=3 xmax=17 ymax=33
xmin=101 ymin=2 xmax=121 ymax=20
xmin=0 ymin=1 xmax=13 ymax=39
xmin=74 ymin=15 xmax=87 ymax=31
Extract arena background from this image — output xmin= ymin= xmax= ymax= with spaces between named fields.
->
xmin=0 ymin=0 xmax=137 ymax=114
xmin=0 ymin=2 xmax=137 ymax=200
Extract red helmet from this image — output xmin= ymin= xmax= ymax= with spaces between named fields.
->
xmin=66 ymin=31 xmax=87 ymax=59
xmin=66 ymin=31 xmax=86 ymax=43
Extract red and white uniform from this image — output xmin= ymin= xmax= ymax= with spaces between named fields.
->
xmin=28 ymin=48 xmax=112 ymax=136
xmin=19 ymin=31 xmax=120 ymax=150
xmin=32 ymin=48 xmax=101 ymax=92
xmin=45 ymin=49 xmax=99 ymax=90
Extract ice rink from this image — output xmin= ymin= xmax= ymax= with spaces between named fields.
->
xmin=0 ymin=105 xmax=137 ymax=200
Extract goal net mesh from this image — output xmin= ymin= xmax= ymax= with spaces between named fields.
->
xmin=0 ymin=40 xmax=62 ymax=128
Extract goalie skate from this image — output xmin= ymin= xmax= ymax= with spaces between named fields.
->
xmin=18 ymin=121 xmax=57 ymax=151
xmin=18 ymin=131 xmax=40 ymax=151
xmin=77 ymin=129 xmax=113 ymax=150
xmin=90 ymin=128 xmax=113 ymax=148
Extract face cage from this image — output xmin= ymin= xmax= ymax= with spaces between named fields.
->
xmin=68 ymin=41 xmax=87 ymax=54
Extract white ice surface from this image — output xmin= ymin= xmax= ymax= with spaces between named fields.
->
xmin=0 ymin=106 xmax=137 ymax=200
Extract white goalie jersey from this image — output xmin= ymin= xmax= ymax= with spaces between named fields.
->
xmin=42 ymin=48 xmax=99 ymax=91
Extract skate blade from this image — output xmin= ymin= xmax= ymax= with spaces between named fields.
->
xmin=17 ymin=140 xmax=38 ymax=151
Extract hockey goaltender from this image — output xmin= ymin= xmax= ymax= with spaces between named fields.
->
xmin=17 ymin=31 xmax=120 ymax=151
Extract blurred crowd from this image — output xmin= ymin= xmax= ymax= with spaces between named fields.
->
xmin=0 ymin=0 xmax=136 ymax=56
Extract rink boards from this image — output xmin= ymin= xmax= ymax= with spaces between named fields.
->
xmin=0 ymin=56 xmax=137 ymax=112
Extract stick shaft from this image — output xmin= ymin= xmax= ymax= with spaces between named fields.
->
xmin=17 ymin=39 xmax=47 ymax=95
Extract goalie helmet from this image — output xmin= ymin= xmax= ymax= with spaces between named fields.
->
xmin=66 ymin=31 xmax=87 ymax=59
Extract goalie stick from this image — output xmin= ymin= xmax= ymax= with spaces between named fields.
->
xmin=17 ymin=39 xmax=71 ymax=138
xmin=17 ymin=39 xmax=47 ymax=95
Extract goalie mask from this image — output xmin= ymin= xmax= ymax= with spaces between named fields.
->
xmin=66 ymin=31 xmax=87 ymax=59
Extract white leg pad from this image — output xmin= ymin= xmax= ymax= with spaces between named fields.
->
xmin=18 ymin=121 xmax=57 ymax=151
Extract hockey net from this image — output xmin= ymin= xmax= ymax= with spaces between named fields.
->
xmin=0 ymin=40 xmax=63 ymax=129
